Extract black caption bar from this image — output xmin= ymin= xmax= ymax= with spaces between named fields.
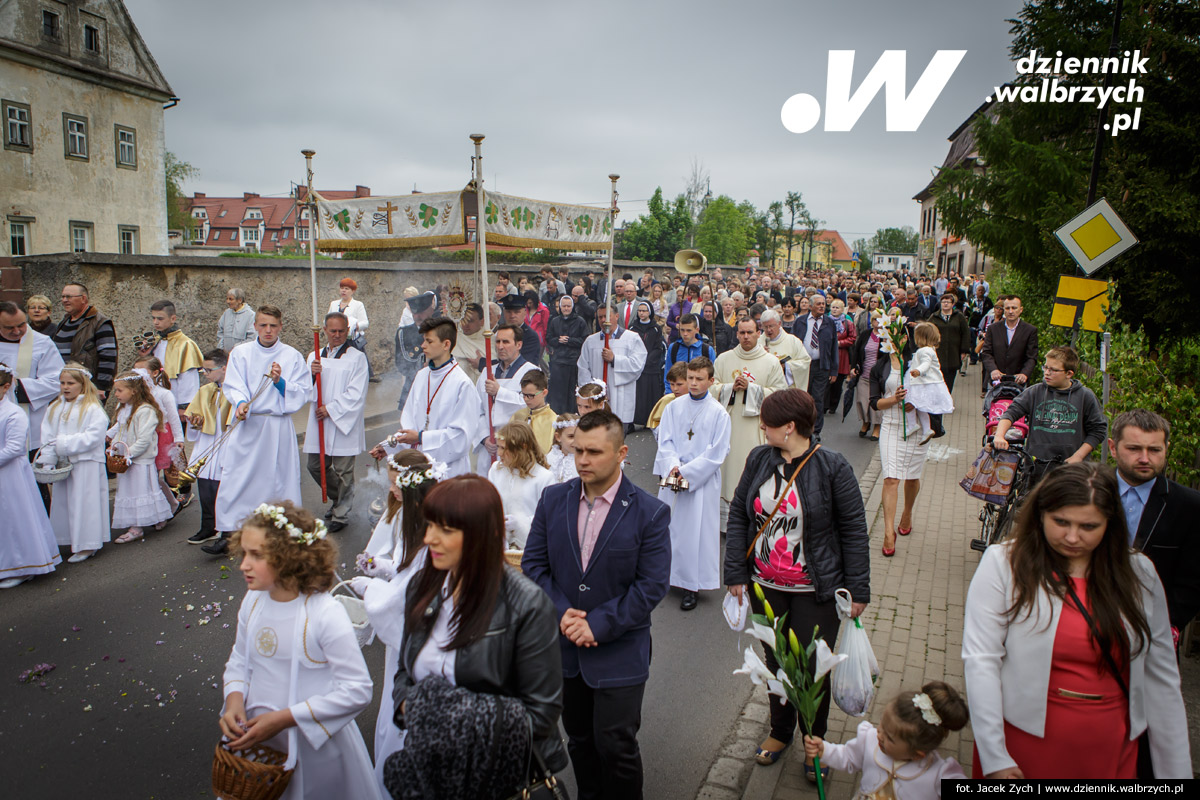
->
xmin=942 ymin=780 xmax=1192 ymax=797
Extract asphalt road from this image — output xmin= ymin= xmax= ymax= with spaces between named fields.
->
xmin=2 ymin=399 xmax=877 ymax=800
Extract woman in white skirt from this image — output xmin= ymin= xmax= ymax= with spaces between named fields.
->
xmin=868 ymin=333 xmax=928 ymax=558
xmin=107 ymin=372 xmax=172 ymax=542
xmin=0 ymin=363 xmax=61 ymax=588
xmin=352 ymin=449 xmax=437 ymax=793
xmin=38 ymin=364 xmax=111 ymax=562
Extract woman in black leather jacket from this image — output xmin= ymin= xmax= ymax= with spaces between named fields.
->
xmin=389 ymin=475 xmax=566 ymax=798
xmin=723 ymin=388 xmax=870 ymax=781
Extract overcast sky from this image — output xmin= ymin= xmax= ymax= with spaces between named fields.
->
xmin=127 ymin=0 xmax=1025 ymax=243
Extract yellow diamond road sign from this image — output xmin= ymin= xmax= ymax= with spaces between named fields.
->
xmin=1054 ymin=198 xmax=1137 ymax=275
xmin=1051 ymin=276 xmax=1109 ymax=333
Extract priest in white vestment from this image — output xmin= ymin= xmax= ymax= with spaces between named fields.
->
xmin=455 ymin=303 xmax=489 ymax=386
xmin=577 ymin=305 xmax=647 ymax=426
xmin=215 ymin=309 xmax=310 ymax=532
xmin=653 ymin=359 xmax=731 ymax=609
xmin=391 ymin=318 xmax=478 ymax=478
xmin=0 ymin=307 xmax=66 ymax=452
xmin=712 ymin=319 xmax=786 ymax=530
xmin=472 ymin=324 xmax=538 ymax=473
xmin=761 ymin=309 xmax=812 ymax=391
xmin=304 ymin=312 xmax=369 ymax=531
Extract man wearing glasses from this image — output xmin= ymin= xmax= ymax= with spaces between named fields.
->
xmin=50 ymin=283 xmax=117 ymax=398
xmin=991 ymin=345 xmax=1107 ymax=481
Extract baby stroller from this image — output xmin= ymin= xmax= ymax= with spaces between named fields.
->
xmin=982 ymin=375 xmax=1029 ymax=444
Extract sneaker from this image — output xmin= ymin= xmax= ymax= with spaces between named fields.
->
xmin=187 ymin=530 xmax=219 ymax=545
xmin=201 ymin=536 xmax=229 ymax=556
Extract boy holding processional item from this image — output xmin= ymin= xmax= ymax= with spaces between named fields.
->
xmin=184 ymin=349 xmax=233 ymax=554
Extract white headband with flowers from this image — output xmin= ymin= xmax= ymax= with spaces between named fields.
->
xmin=386 ymin=456 xmax=448 ymax=489
xmin=553 ymin=418 xmax=579 ymax=431
xmin=575 ymin=380 xmax=607 ymax=401
xmin=0 ymin=364 xmax=12 ymax=375
xmin=253 ymin=503 xmax=328 ymax=546
xmin=62 ymin=365 xmax=93 ymax=379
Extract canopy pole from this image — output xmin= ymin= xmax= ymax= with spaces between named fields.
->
xmin=471 ymin=134 xmax=497 ymax=463
xmin=603 ymin=174 xmax=619 ymax=384
xmin=302 ymin=148 xmax=327 ymax=502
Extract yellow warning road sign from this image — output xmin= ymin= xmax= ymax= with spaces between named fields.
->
xmin=1054 ymin=198 xmax=1137 ymax=275
xmin=1051 ymin=276 xmax=1109 ymax=332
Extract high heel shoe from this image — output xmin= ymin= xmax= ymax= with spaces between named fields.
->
xmin=897 ymin=525 xmax=912 ymax=536
xmin=882 ymin=537 xmax=896 ymax=557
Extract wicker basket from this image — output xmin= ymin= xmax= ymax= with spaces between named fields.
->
xmin=331 ymin=580 xmax=374 ymax=648
xmin=211 ymin=741 xmax=293 ymax=800
xmin=106 ymin=441 xmax=130 ymax=474
xmin=32 ymin=447 xmax=73 ymax=485
xmin=504 ymin=549 xmax=524 ymax=572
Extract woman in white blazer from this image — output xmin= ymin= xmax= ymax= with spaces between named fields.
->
xmin=963 ymin=462 xmax=1190 ymax=779
xmin=330 ymin=278 xmax=372 ymax=378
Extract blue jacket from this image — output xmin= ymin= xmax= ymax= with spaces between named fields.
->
xmin=522 ymin=474 xmax=671 ymax=689
xmin=662 ymin=338 xmax=716 ymax=393
xmin=791 ymin=314 xmax=839 ymax=373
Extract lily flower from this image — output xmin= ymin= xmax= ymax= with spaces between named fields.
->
xmin=814 ymin=637 xmax=847 ymax=680
xmin=748 ymin=621 xmax=777 ymax=649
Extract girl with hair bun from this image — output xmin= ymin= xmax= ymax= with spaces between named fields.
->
xmin=803 ymin=681 xmax=969 ymax=798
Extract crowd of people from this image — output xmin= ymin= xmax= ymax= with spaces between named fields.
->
xmin=0 ymin=261 xmax=1196 ymax=799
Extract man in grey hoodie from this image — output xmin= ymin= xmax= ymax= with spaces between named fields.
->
xmin=992 ymin=345 xmax=1106 ymax=468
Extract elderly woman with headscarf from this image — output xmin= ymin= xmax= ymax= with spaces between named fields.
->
xmin=630 ymin=299 xmax=666 ymax=428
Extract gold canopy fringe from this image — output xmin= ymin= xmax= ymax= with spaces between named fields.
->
xmin=315 ymin=234 xmax=467 ymax=252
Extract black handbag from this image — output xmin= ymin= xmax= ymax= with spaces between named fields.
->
xmin=1062 ymin=579 xmax=1153 ymax=779
xmin=504 ymin=746 xmax=568 ymax=800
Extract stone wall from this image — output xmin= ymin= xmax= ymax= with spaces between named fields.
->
xmin=15 ymin=252 xmax=627 ymax=374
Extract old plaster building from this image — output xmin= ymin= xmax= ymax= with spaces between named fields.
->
xmin=1 ymin=0 xmax=176 ymax=258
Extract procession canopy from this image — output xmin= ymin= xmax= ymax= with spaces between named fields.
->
xmin=314 ymin=186 xmax=612 ymax=252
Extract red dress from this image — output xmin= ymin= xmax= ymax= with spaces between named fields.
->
xmin=973 ymin=577 xmax=1137 ymax=779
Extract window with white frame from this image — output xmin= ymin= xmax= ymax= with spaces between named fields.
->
xmin=9 ymin=221 xmax=29 ymax=256
xmin=70 ymin=222 xmax=92 ymax=253
xmin=298 ymin=226 xmax=310 ymax=241
xmin=243 ymin=228 xmax=260 ymax=243
xmin=281 ymin=229 xmax=290 ymax=239
xmin=247 ymin=208 xmax=263 ymax=220
xmin=119 ymin=226 xmax=139 ymax=254
xmin=4 ymin=101 xmax=31 ymax=151
xmin=115 ymin=126 xmax=136 ymax=168
xmin=63 ymin=114 xmax=88 ymax=159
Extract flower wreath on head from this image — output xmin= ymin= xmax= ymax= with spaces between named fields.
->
xmin=253 ymin=503 xmax=327 ymax=546
xmin=574 ymin=380 xmax=607 ymax=401
xmin=0 ymin=363 xmax=12 ymax=375
xmin=62 ymin=365 xmax=93 ymax=380
xmin=553 ymin=418 xmax=579 ymax=431
xmin=386 ymin=455 xmax=448 ymax=489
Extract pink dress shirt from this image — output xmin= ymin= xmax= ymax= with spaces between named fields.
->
xmin=577 ymin=478 xmax=622 ymax=570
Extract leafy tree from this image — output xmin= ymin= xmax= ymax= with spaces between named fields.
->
xmin=799 ymin=208 xmax=823 ymax=268
xmin=784 ymin=192 xmax=805 ymax=269
xmin=767 ymin=201 xmax=786 ymax=267
xmin=852 ymin=236 xmax=872 ymax=270
xmin=934 ymin=0 xmax=1200 ymax=346
xmin=615 ymin=187 xmax=692 ymax=261
xmin=695 ymin=195 xmax=754 ymax=265
xmin=165 ymin=151 xmax=198 ymax=233
xmin=872 ymin=226 xmax=919 ymax=254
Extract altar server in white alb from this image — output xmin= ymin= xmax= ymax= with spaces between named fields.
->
xmin=0 ymin=363 xmax=60 ymax=589
xmin=215 ymin=306 xmax=310 ymax=533
xmin=145 ymin=300 xmax=205 ymax=413
xmin=37 ymin=364 xmax=111 ymax=562
xmin=473 ymin=323 xmax=539 ymax=471
xmin=304 ymin=312 xmax=368 ymax=532
xmin=184 ymin=349 xmax=234 ymax=554
xmin=653 ymin=357 xmax=731 ymax=611
xmin=389 ymin=317 xmax=478 ymax=478
xmin=577 ymin=304 xmax=647 ymax=428
xmin=0 ymin=301 xmax=66 ymax=455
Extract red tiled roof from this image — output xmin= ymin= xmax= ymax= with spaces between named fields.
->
xmin=789 ymin=229 xmax=853 ymax=262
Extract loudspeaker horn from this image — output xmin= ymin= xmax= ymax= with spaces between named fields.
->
xmin=674 ymin=249 xmax=707 ymax=275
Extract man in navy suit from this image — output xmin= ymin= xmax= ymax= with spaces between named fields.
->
xmin=523 ymin=410 xmax=671 ymax=800
xmin=791 ymin=294 xmax=838 ymax=439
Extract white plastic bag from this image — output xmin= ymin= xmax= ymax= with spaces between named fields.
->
xmin=831 ymin=588 xmax=879 ymax=716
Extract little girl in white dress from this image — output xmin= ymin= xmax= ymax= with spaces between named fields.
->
xmin=353 ymin=450 xmax=438 ymax=794
xmin=487 ymin=422 xmax=553 ymax=549
xmin=221 ymin=501 xmax=382 ymax=800
xmin=107 ymin=372 xmax=173 ymax=542
xmin=904 ymin=323 xmax=954 ymax=445
xmin=804 ymin=682 xmax=968 ymax=800
xmin=546 ymin=413 xmax=579 ymax=483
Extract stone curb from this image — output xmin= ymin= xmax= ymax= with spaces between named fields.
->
xmin=692 ymin=448 xmax=885 ymax=800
